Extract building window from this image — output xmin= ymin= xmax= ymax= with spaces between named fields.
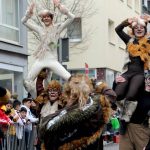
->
xmin=0 ymin=0 xmax=19 ymax=43
xmin=142 ymin=0 xmax=147 ymax=6
xmin=0 ymin=66 xmax=24 ymax=100
xmin=127 ymin=0 xmax=133 ymax=8
xmin=67 ymin=18 xmax=82 ymax=42
xmin=108 ymin=19 xmax=115 ymax=44
xmin=135 ymin=0 xmax=140 ymax=13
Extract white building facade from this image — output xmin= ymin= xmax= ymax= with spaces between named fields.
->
xmin=0 ymin=0 xmax=28 ymax=99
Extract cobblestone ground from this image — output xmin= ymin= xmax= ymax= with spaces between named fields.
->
xmin=104 ymin=143 xmax=119 ymax=150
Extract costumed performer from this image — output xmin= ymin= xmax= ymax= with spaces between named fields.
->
xmin=114 ymin=16 xmax=150 ymax=124
xmin=22 ymin=0 xmax=75 ymax=98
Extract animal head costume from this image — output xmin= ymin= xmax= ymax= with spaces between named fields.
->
xmin=63 ymin=74 xmax=93 ymax=108
xmin=42 ymin=74 xmax=114 ymax=150
xmin=35 ymin=80 xmax=61 ymax=104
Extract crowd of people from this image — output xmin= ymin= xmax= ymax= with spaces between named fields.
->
xmin=0 ymin=91 xmax=39 ymax=149
xmin=0 ymin=71 xmax=117 ymax=150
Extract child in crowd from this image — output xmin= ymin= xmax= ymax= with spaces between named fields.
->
xmin=13 ymin=107 xmax=27 ymax=140
xmin=1 ymin=100 xmax=14 ymax=119
xmin=13 ymin=100 xmax=21 ymax=113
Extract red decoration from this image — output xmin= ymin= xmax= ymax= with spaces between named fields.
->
xmin=85 ymin=63 xmax=89 ymax=76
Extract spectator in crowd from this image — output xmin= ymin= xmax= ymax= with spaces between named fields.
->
xmin=21 ymin=98 xmax=39 ymax=149
xmin=21 ymin=98 xmax=39 ymax=129
xmin=13 ymin=107 xmax=27 ymax=140
xmin=1 ymin=100 xmax=12 ymax=113
xmin=1 ymin=100 xmax=14 ymax=121
xmin=13 ymin=100 xmax=21 ymax=113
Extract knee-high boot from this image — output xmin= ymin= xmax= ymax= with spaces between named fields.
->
xmin=121 ymin=100 xmax=138 ymax=122
xmin=116 ymin=99 xmax=125 ymax=111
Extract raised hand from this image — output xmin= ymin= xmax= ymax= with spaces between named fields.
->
xmin=27 ymin=2 xmax=35 ymax=17
xmin=53 ymin=0 xmax=68 ymax=14
xmin=128 ymin=17 xmax=138 ymax=24
xmin=141 ymin=13 xmax=150 ymax=22
xmin=53 ymin=0 xmax=60 ymax=7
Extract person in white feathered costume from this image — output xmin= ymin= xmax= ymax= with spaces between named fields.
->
xmin=22 ymin=0 xmax=75 ymax=98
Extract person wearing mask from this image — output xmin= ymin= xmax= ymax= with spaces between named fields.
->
xmin=34 ymin=70 xmax=63 ymax=149
xmin=13 ymin=107 xmax=27 ymax=140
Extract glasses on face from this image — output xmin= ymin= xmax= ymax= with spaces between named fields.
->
xmin=134 ymin=25 xmax=145 ymax=30
xmin=48 ymin=88 xmax=59 ymax=93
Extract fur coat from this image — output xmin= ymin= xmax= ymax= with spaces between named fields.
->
xmin=40 ymin=94 xmax=111 ymax=150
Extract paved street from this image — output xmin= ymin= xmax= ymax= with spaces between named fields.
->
xmin=104 ymin=143 xmax=119 ymax=150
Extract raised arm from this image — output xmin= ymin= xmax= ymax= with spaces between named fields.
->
xmin=21 ymin=3 xmax=41 ymax=33
xmin=53 ymin=0 xmax=75 ymax=34
xmin=115 ymin=19 xmax=132 ymax=44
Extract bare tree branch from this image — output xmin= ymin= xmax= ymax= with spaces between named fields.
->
xmin=27 ymin=0 xmax=97 ymax=54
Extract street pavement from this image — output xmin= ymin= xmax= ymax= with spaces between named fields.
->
xmin=104 ymin=143 xmax=119 ymax=150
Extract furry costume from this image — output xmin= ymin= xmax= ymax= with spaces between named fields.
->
xmin=42 ymin=96 xmax=111 ymax=150
xmin=35 ymin=80 xmax=62 ymax=118
xmin=39 ymin=74 xmax=113 ymax=150
xmin=127 ymin=36 xmax=150 ymax=69
xmin=22 ymin=2 xmax=75 ymax=98
xmin=114 ymin=18 xmax=149 ymax=123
